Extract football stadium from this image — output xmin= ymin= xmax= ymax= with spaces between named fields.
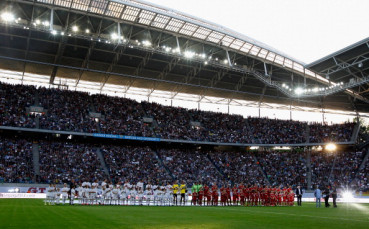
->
xmin=0 ymin=0 xmax=369 ymax=228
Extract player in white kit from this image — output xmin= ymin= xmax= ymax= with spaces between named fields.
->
xmin=145 ymin=182 xmax=153 ymax=206
xmin=61 ymin=183 xmax=69 ymax=205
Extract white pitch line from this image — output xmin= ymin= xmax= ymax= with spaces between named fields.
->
xmin=212 ymin=207 xmax=369 ymax=223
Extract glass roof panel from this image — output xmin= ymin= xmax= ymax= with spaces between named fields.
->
xmin=54 ymin=0 xmax=73 ymax=8
xmin=266 ymin=52 xmax=276 ymax=61
xmin=258 ymin=49 xmax=268 ymax=59
xmin=284 ymin=59 xmax=293 ymax=68
xmin=165 ymin=18 xmax=184 ymax=32
xmin=221 ymin=35 xmax=234 ymax=47
xmin=193 ymin=27 xmax=211 ymax=40
xmin=293 ymin=62 xmax=304 ymax=72
xmin=71 ymin=0 xmax=90 ymax=11
xmin=249 ymin=46 xmax=261 ymax=56
xmin=152 ymin=14 xmax=170 ymax=28
xmin=106 ymin=2 xmax=124 ymax=18
xmin=37 ymin=0 xmax=54 ymax=4
xmin=240 ymin=43 xmax=252 ymax=53
xmin=89 ymin=0 xmax=108 ymax=14
xmin=121 ymin=6 xmax=140 ymax=22
xmin=229 ymin=39 xmax=244 ymax=50
xmin=179 ymin=23 xmax=198 ymax=36
xmin=138 ymin=10 xmax=156 ymax=25
xmin=274 ymin=55 xmax=284 ymax=65
xmin=207 ymin=31 xmax=223 ymax=43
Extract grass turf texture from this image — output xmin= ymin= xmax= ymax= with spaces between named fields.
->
xmin=1 ymin=199 xmax=368 ymax=229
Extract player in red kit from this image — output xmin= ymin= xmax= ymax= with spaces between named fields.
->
xmin=232 ymin=185 xmax=239 ymax=205
xmin=226 ymin=185 xmax=231 ymax=206
xmin=211 ymin=184 xmax=219 ymax=206
xmin=203 ymin=184 xmax=211 ymax=206
xmin=238 ymin=183 xmax=245 ymax=206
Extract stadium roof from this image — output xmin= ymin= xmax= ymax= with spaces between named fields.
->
xmin=0 ymin=0 xmax=368 ymax=113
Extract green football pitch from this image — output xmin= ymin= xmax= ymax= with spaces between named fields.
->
xmin=1 ymin=199 xmax=368 ymax=229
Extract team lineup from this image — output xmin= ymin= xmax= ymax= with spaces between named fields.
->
xmin=45 ymin=180 xmax=296 ymax=207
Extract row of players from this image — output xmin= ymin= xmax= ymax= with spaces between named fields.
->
xmin=45 ymin=180 xmax=296 ymax=207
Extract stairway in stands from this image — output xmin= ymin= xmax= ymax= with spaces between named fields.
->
xmin=152 ymin=150 xmax=175 ymax=180
xmin=95 ymin=148 xmax=110 ymax=178
xmin=206 ymin=153 xmax=228 ymax=180
xmin=32 ymin=142 xmax=40 ymax=182
xmin=252 ymin=153 xmax=272 ymax=186
xmin=306 ymin=151 xmax=312 ymax=190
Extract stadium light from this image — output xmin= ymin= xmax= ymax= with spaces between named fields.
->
xmin=51 ymin=30 xmax=57 ymax=35
xmin=1 ymin=12 xmax=15 ymax=22
xmin=85 ymin=29 xmax=90 ymax=34
xmin=35 ymin=19 xmax=41 ymax=25
xmin=42 ymin=21 xmax=49 ymax=26
xmin=204 ymin=61 xmax=208 ymax=65
xmin=110 ymin=33 xmax=118 ymax=40
xmin=223 ymin=59 xmax=228 ymax=64
xmin=72 ymin=25 xmax=78 ymax=32
xmin=294 ymin=87 xmax=304 ymax=95
xmin=60 ymin=32 xmax=65 ymax=36
xmin=184 ymin=51 xmax=195 ymax=59
xmin=342 ymin=190 xmax=354 ymax=202
xmin=142 ymin=40 xmax=152 ymax=47
xmin=325 ymin=143 xmax=336 ymax=151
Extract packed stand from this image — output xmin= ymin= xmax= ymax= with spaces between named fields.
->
xmin=309 ymin=122 xmax=355 ymax=143
xmin=190 ymin=110 xmax=253 ymax=143
xmin=92 ymin=95 xmax=153 ymax=136
xmin=141 ymin=102 xmax=197 ymax=140
xmin=247 ymin=118 xmax=307 ymax=144
xmin=329 ymin=151 xmax=363 ymax=187
xmin=158 ymin=148 xmax=223 ymax=185
xmin=39 ymin=141 xmax=106 ymax=184
xmin=255 ymin=151 xmax=307 ymax=188
xmin=0 ymin=83 xmax=36 ymax=128
xmin=208 ymin=151 xmax=267 ymax=185
xmin=101 ymin=145 xmax=171 ymax=184
xmin=38 ymin=87 xmax=98 ymax=132
xmin=0 ymin=137 xmax=34 ymax=183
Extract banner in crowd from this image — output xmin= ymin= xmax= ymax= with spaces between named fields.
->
xmin=92 ymin=133 xmax=160 ymax=142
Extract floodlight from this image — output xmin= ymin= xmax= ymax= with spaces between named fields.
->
xmin=342 ymin=191 xmax=354 ymax=202
xmin=165 ymin=47 xmax=171 ymax=52
xmin=313 ymin=87 xmax=319 ymax=92
xmin=204 ymin=61 xmax=208 ymax=65
xmin=85 ymin=29 xmax=90 ymax=33
xmin=43 ymin=21 xmax=50 ymax=26
xmin=110 ymin=33 xmax=119 ymax=40
xmin=51 ymin=30 xmax=57 ymax=35
xmin=294 ymin=87 xmax=304 ymax=95
xmin=60 ymin=32 xmax=65 ymax=36
xmin=325 ymin=143 xmax=336 ymax=151
xmin=35 ymin=19 xmax=41 ymax=25
xmin=184 ymin=51 xmax=195 ymax=59
xmin=72 ymin=25 xmax=78 ymax=32
xmin=223 ymin=59 xmax=228 ymax=64
xmin=358 ymin=62 xmax=363 ymax=68
xmin=142 ymin=40 xmax=152 ymax=47
xmin=200 ymin=53 xmax=206 ymax=59
xmin=282 ymin=83 xmax=286 ymax=87
xmin=1 ymin=12 xmax=15 ymax=22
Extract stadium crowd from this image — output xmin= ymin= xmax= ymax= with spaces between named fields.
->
xmin=0 ymin=137 xmax=34 ymax=183
xmin=38 ymin=141 xmax=106 ymax=184
xmin=0 ymin=82 xmax=357 ymax=144
xmin=101 ymin=145 xmax=171 ymax=184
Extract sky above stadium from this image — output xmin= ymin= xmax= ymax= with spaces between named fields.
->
xmin=142 ymin=0 xmax=369 ymax=64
